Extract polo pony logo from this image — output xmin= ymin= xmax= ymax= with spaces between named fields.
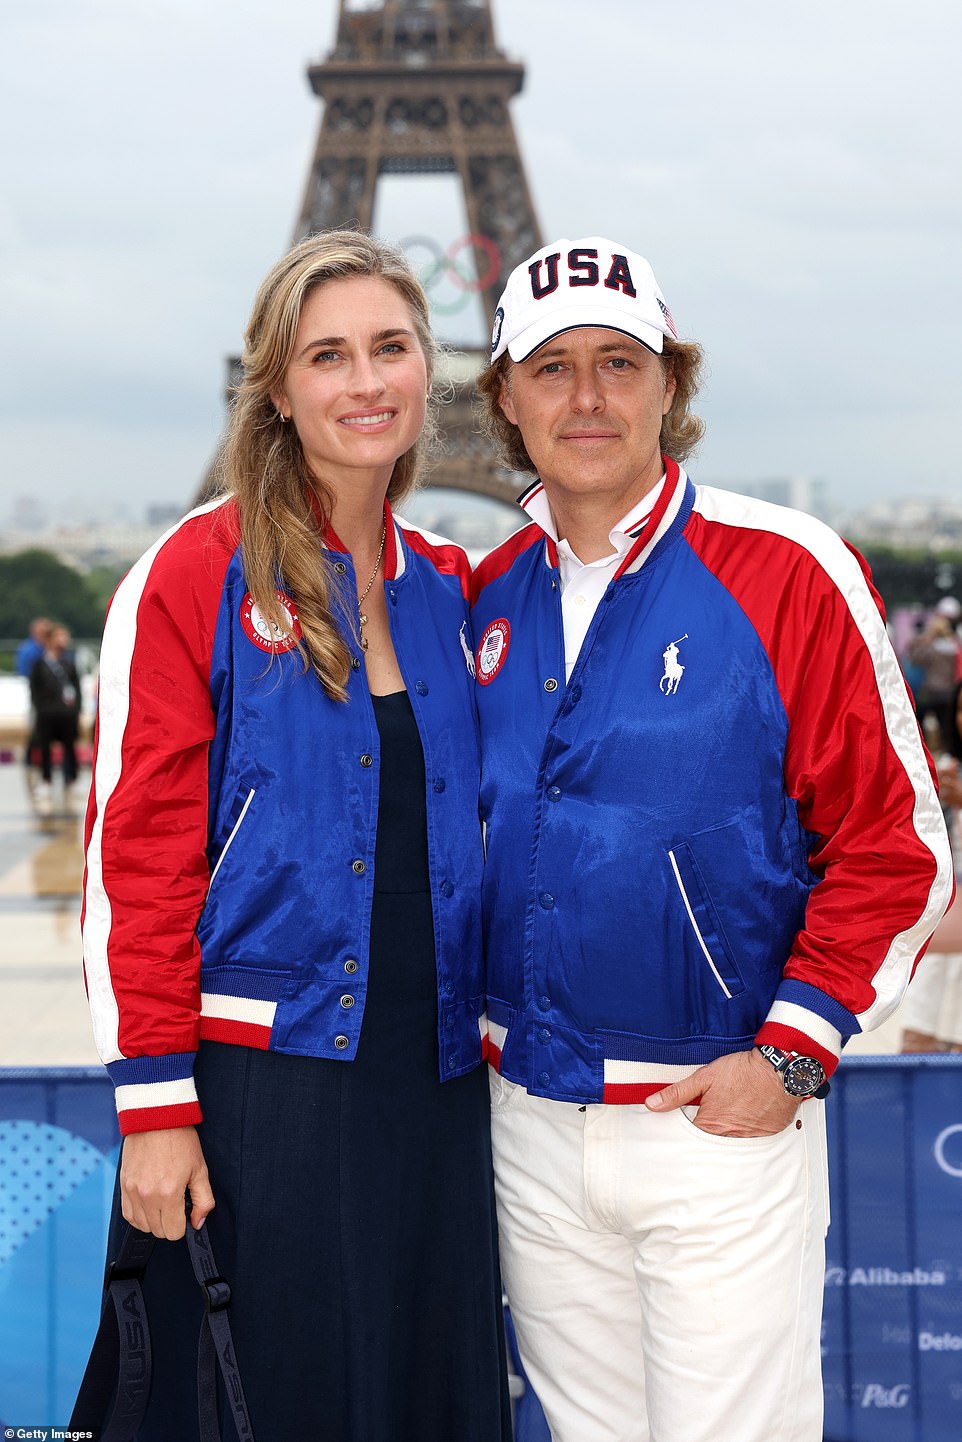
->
xmin=459 ymin=622 xmax=476 ymax=678
xmin=659 ymin=634 xmax=688 ymax=695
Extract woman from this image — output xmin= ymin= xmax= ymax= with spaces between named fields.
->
xmin=901 ymin=679 xmax=962 ymax=1051
xmin=82 ymin=231 xmax=511 ymax=1440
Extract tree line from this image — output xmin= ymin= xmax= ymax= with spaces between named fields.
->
xmin=0 ymin=550 xmax=124 ymax=655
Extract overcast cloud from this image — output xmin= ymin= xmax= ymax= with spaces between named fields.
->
xmin=1 ymin=0 xmax=959 ymax=524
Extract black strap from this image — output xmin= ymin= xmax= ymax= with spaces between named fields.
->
xmin=185 ymin=1215 xmax=256 ymax=1442
xmin=69 ymin=1223 xmax=155 ymax=1441
xmin=70 ymin=1204 xmax=256 ymax=1442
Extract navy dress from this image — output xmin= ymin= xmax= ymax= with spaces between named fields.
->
xmin=106 ymin=689 xmax=511 ymax=1441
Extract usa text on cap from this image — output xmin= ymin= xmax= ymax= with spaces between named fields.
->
xmin=490 ymin=236 xmax=678 ymax=363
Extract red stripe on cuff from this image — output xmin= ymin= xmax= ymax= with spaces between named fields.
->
xmin=118 ymin=1101 xmax=203 ymax=1137
xmin=755 ymin=1022 xmax=839 ymax=1076
xmin=199 ymin=1017 xmax=273 ymax=1049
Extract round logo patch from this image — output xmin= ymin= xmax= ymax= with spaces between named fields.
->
xmin=239 ymin=590 xmax=303 ymax=653
xmin=476 ymin=618 xmax=511 ymax=685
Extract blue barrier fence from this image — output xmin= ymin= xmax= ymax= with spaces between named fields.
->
xmin=0 ymin=1058 xmax=960 ymax=1438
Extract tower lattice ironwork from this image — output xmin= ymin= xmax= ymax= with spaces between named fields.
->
xmin=293 ymin=0 xmax=542 ymax=505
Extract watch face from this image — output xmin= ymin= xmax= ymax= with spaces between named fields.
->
xmin=783 ymin=1056 xmax=826 ymax=1097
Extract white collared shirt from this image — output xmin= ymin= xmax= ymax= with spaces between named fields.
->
xmin=521 ymin=476 xmax=666 ymax=680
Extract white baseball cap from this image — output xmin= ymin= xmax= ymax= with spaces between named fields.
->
xmin=490 ymin=236 xmax=678 ymax=363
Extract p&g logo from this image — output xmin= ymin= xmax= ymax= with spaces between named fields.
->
xmin=861 ymin=1384 xmax=910 ymax=1409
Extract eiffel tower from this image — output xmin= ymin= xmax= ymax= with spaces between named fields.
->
xmin=205 ymin=0 xmax=541 ymax=508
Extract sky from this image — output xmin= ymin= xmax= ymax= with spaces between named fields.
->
xmin=1 ymin=0 xmax=960 ymax=527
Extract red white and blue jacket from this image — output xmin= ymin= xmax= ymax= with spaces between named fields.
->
xmin=471 ymin=461 xmax=953 ymax=1105
xmin=82 ymin=497 xmax=485 ymax=1135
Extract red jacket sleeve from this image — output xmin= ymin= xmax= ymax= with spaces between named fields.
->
xmin=82 ymin=502 xmax=237 ymax=1134
xmin=687 ymin=495 xmax=954 ymax=1075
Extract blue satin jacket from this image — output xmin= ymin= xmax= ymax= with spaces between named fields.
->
xmin=83 ymin=498 xmax=486 ymax=1135
xmin=470 ymin=467 xmax=951 ymax=1105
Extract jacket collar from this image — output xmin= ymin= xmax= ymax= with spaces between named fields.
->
xmin=307 ymin=490 xmax=403 ymax=581
xmin=516 ymin=458 xmax=691 ymax=576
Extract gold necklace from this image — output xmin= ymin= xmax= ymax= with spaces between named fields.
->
xmin=356 ymin=523 xmax=387 ymax=651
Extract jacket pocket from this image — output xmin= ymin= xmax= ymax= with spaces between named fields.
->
xmin=208 ymin=786 xmax=256 ymax=894
xmin=667 ymin=843 xmax=746 ymax=999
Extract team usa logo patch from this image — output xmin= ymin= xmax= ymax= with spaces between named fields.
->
xmin=240 ymin=589 xmax=303 ymax=653
xmin=476 ymin=618 xmax=511 ymax=686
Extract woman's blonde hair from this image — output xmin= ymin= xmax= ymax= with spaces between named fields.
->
xmin=217 ymin=229 xmax=440 ymax=700
xmin=475 ymin=336 xmax=706 ymax=475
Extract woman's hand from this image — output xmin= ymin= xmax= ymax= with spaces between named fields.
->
xmin=120 ymin=1126 xmax=215 ymax=1239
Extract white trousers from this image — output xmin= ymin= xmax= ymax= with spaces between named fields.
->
xmin=900 ymin=951 xmax=962 ymax=1043
xmin=491 ymin=1073 xmax=829 ymax=1442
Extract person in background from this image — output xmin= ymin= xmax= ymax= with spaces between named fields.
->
xmin=81 ymin=230 xmax=510 ymax=1442
xmin=901 ymin=678 xmax=962 ymax=1051
xmin=17 ymin=616 xmax=50 ymax=802
xmin=16 ymin=615 xmax=50 ymax=679
xmin=471 ymin=234 xmax=953 ymax=1442
xmin=907 ymin=596 xmax=962 ymax=749
xmin=29 ymin=623 xmax=80 ymax=815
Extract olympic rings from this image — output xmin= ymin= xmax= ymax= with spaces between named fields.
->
xmin=401 ymin=232 xmax=502 ymax=315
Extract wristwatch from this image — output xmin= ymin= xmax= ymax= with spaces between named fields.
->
xmin=757 ymin=1044 xmax=828 ymax=1098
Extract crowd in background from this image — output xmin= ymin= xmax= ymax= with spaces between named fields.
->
xmin=898 ymin=597 xmax=962 ymax=1052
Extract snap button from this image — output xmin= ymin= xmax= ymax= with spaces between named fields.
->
xmin=546 ymin=786 xmax=561 ymax=802
xmin=538 ymin=1027 xmax=552 ymax=1044
xmin=539 ymin=892 xmax=554 ymax=910
xmin=443 ymin=980 xmax=455 ymax=998
xmin=352 ymin=859 xmax=367 ymax=875
xmin=389 ymin=589 xmax=398 ymax=604
xmin=447 ymin=1056 xmax=458 ymax=1071
xmin=360 ymin=753 xmax=373 ymax=768
xmin=415 ymin=680 xmax=429 ymax=695
xmin=538 ymin=994 xmax=551 ymax=1011
xmin=351 ymin=656 xmax=362 ymax=671
xmin=333 ymin=561 xmax=348 ymax=576
xmin=544 ymin=677 xmax=558 ymax=693
xmin=334 ymin=1035 xmax=349 ymax=1050
xmin=440 ymin=880 xmax=454 ymax=898
xmin=537 ymin=1071 xmax=550 ymax=1086
xmin=344 ymin=959 xmax=359 ymax=974
xmin=340 ymin=994 xmax=355 ymax=1009
xmin=569 ymin=685 xmax=582 ymax=704
xmin=433 ymin=777 xmax=446 ymax=793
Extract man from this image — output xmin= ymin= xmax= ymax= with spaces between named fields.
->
xmin=16 ymin=616 xmax=50 ymax=805
xmin=15 ymin=616 xmax=50 ymax=680
xmin=471 ymin=236 xmax=953 ymax=1442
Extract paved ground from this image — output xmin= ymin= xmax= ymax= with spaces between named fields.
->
xmin=0 ymin=747 xmax=911 ymax=1069
xmin=0 ymin=760 xmax=100 ymax=1066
